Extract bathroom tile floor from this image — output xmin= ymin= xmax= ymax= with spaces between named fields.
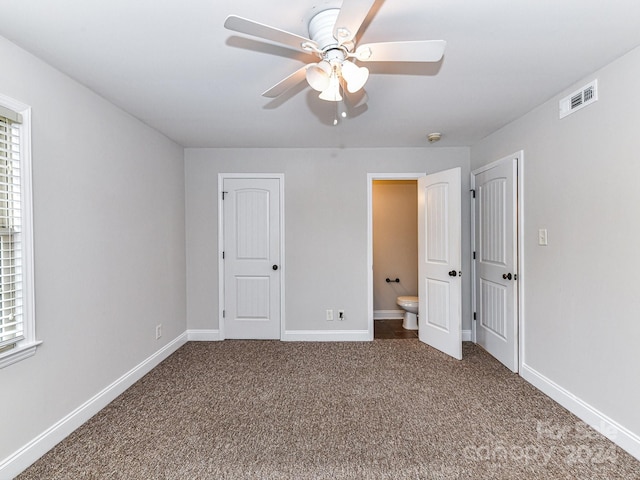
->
xmin=374 ymin=319 xmax=419 ymax=339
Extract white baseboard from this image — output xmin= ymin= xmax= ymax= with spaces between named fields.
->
xmin=186 ymin=329 xmax=221 ymax=341
xmin=283 ymin=330 xmax=372 ymax=342
xmin=374 ymin=310 xmax=404 ymax=320
xmin=521 ymin=362 xmax=640 ymax=461
xmin=462 ymin=329 xmax=472 ymax=342
xmin=0 ymin=333 xmax=188 ymax=479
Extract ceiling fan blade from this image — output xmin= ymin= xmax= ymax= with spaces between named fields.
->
xmin=355 ymin=40 xmax=447 ymax=62
xmin=332 ymin=0 xmax=376 ymax=44
xmin=262 ymin=66 xmax=309 ymax=98
xmin=225 ymin=15 xmax=318 ymax=53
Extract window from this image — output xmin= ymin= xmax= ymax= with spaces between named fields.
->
xmin=0 ymin=95 xmax=38 ymax=368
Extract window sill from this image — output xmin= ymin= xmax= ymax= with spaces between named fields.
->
xmin=0 ymin=340 xmax=42 ymax=369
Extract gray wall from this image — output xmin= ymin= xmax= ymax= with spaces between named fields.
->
xmin=471 ymin=45 xmax=640 ymax=438
xmin=0 ymin=37 xmax=186 ymax=462
xmin=185 ymin=147 xmax=471 ymax=334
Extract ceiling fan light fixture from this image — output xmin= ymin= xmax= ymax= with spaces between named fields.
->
xmin=341 ymin=60 xmax=369 ymax=93
xmin=319 ymin=75 xmax=342 ymax=102
xmin=306 ymin=61 xmax=332 ymax=92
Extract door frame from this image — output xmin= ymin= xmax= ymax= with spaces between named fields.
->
xmin=367 ymin=172 xmax=425 ymax=340
xmin=470 ymin=151 xmax=525 ymax=371
xmin=218 ymin=173 xmax=286 ymax=340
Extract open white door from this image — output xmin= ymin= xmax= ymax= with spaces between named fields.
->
xmin=418 ymin=168 xmax=462 ymax=359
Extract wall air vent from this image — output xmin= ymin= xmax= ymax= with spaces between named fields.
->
xmin=559 ymin=79 xmax=598 ymax=119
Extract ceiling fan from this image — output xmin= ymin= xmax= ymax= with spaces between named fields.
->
xmin=224 ymin=0 xmax=446 ymax=102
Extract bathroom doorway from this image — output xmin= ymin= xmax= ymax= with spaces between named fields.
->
xmin=367 ymin=173 xmax=424 ymax=340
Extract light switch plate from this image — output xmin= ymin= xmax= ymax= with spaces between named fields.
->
xmin=538 ymin=229 xmax=548 ymax=246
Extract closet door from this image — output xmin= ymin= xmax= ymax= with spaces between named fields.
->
xmin=474 ymin=158 xmax=518 ymax=371
xmin=223 ymin=177 xmax=281 ymax=339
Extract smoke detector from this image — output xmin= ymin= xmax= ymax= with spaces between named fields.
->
xmin=427 ymin=132 xmax=442 ymax=143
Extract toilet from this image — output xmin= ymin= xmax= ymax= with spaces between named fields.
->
xmin=396 ymin=296 xmax=419 ymax=330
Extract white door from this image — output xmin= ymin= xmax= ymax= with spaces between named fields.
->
xmin=223 ymin=177 xmax=281 ymax=339
xmin=473 ymin=158 xmax=518 ymax=371
xmin=418 ymin=168 xmax=462 ymax=360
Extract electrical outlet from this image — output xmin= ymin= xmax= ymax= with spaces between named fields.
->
xmin=338 ymin=310 xmax=345 ymax=321
xmin=156 ymin=324 xmax=162 ymax=339
xmin=326 ymin=309 xmax=334 ymax=321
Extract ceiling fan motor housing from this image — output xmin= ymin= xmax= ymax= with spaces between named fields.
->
xmin=308 ymin=9 xmax=343 ymax=51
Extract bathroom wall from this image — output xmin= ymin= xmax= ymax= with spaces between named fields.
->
xmin=372 ymin=180 xmax=418 ymax=315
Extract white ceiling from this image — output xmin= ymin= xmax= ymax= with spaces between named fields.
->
xmin=1 ymin=0 xmax=640 ymax=148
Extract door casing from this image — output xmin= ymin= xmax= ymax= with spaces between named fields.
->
xmin=367 ymin=173 xmax=425 ymax=340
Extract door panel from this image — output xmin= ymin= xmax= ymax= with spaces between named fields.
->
xmin=474 ymin=158 xmax=517 ymax=371
xmin=426 ymin=279 xmax=450 ymax=331
xmin=224 ymin=178 xmax=281 ymax=339
xmin=479 ymin=279 xmax=507 ymax=339
xmin=235 ymin=189 xmax=270 ymax=259
xmin=418 ymin=168 xmax=462 ymax=359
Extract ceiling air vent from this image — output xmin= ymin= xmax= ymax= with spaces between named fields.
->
xmin=559 ymin=79 xmax=598 ymax=119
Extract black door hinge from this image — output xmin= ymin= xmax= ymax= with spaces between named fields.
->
xmin=222 ymin=251 xmax=225 ymax=259
xmin=222 ymin=310 xmax=225 ymax=318
xmin=473 ymin=251 xmax=476 ymax=260
xmin=473 ymin=312 xmax=477 ymax=320
xmin=222 ymin=191 xmax=228 ymax=200
xmin=470 ymin=189 xmax=476 ymax=198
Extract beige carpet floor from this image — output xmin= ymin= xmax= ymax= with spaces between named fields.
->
xmin=17 ymin=340 xmax=640 ymax=479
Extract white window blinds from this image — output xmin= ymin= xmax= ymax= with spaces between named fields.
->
xmin=0 ymin=109 xmax=23 ymax=350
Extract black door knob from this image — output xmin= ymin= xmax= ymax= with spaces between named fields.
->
xmin=272 ymin=265 xmax=278 ymax=271
xmin=502 ymin=273 xmax=512 ymax=280
xmin=448 ymin=270 xmax=457 ymax=277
